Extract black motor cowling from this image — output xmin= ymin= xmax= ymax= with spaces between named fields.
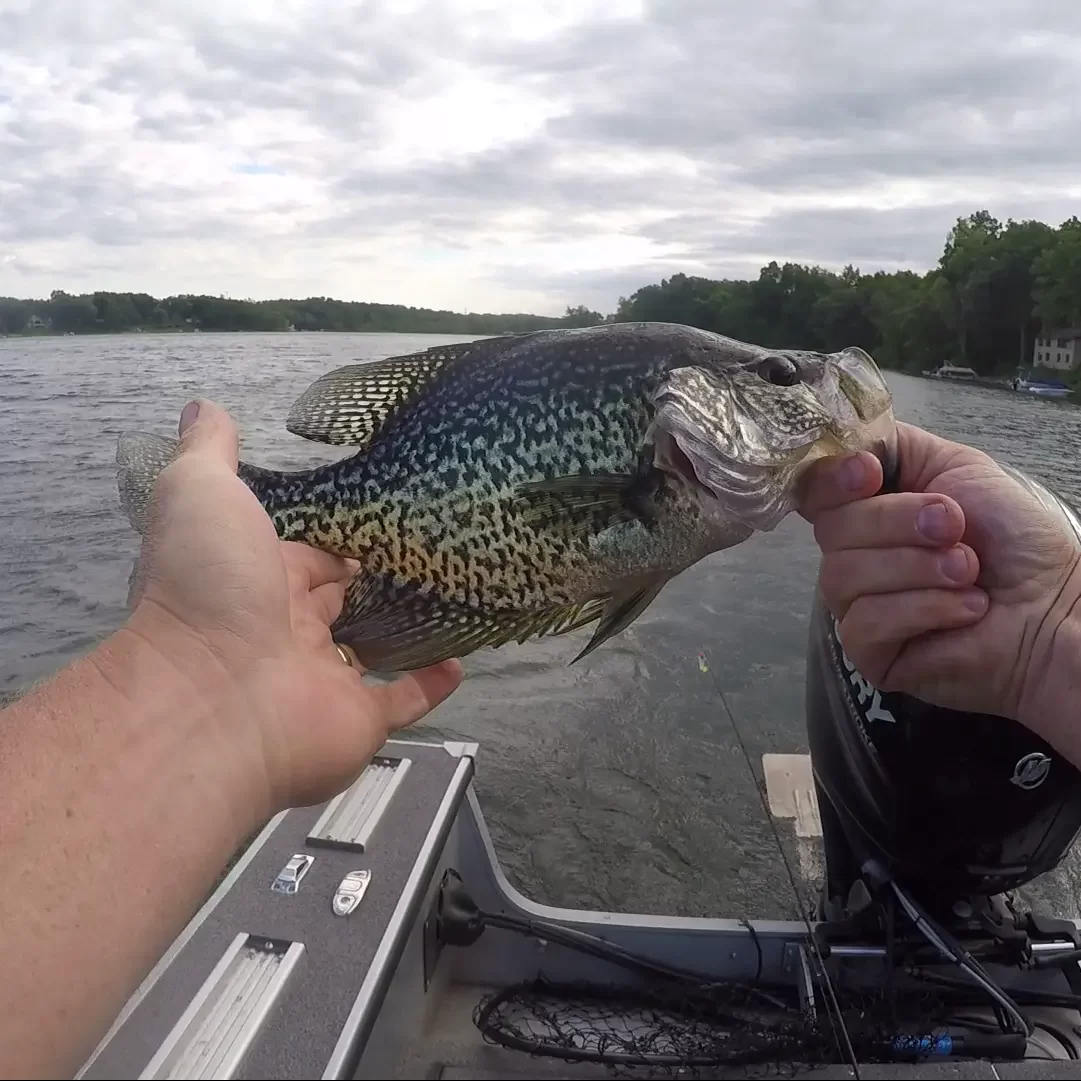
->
xmin=805 ymin=464 xmax=1081 ymax=913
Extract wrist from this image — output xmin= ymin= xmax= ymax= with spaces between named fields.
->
xmin=90 ymin=616 xmax=275 ymax=835
xmin=1017 ymin=563 xmax=1081 ymax=768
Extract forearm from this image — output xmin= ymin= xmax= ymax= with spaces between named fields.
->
xmin=0 ymin=628 xmax=264 ymax=1079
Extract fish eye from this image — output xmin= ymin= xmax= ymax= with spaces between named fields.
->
xmin=753 ymin=354 xmax=801 ymax=387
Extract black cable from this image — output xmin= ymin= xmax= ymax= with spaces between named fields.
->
xmin=909 ymin=968 xmax=1081 ymax=1011
xmin=478 ymin=908 xmax=789 ymax=1018
xmin=1033 ymin=945 xmax=1081 ymax=967
xmin=883 ymin=877 xmax=1032 ymax=1037
xmin=481 ymin=910 xmax=708 ymax=984
xmin=441 ymin=866 xmax=791 ymax=1016
xmin=947 ymin=1012 xmax=1018 ymax=1033
xmin=438 ymin=867 xmax=718 ymax=987
xmin=885 ymin=890 xmax=897 ymax=1029
xmin=466 ymin=890 xmax=1074 ymax=1021
xmin=738 ymin=916 xmax=764 ymax=983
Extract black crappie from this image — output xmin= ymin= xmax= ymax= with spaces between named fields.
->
xmin=116 ymin=321 xmax=897 ymax=672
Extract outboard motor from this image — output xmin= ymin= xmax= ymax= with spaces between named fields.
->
xmin=806 ymin=463 xmax=1081 ymax=931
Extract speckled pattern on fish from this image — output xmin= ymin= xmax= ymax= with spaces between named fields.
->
xmin=116 ymin=322 xmax=896 ymax=672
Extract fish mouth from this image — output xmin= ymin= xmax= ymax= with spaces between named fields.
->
xmin=649 ymin=345 xmax=898 ymax=531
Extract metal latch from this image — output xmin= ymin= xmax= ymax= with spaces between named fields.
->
xmin=333 ymin=870 xmax=372 ymax=916
xmin=271 ymin=853 xmax=314 ymax=895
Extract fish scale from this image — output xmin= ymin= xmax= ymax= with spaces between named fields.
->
xmin=116 ymin=322 xmax=896 ymax=672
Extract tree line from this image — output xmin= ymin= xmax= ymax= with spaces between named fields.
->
xmin=0 ymin=293 xmax=604 ymax=337
xmin=611 ymin=211 xmax=1081 ymax=376
xmin=4 ymin=210 xmax=1080 ymax=376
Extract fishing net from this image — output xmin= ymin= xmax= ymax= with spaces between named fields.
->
xmin=473 ymin=975 xmax=960 ymax=1078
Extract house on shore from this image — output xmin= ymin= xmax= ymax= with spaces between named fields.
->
xmin=1033 ymin=329 xmax=1081 ymax=371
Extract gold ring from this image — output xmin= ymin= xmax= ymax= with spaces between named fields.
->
xmin=335 ymin=643 xmax=355 ymax=667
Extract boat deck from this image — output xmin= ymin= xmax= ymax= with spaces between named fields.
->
xmin=79 ymin=741 xmax=473 ymax=1080
xmin=77 ymin=738 xmax=1081 ymax=1080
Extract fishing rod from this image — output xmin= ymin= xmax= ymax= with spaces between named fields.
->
xmin=697 ymin=648 xmax=864 ymax=1079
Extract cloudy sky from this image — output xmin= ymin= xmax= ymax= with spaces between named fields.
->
xmin=2 ymin=0 xmax=1080 ymax=316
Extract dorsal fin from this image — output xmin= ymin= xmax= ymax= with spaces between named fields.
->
xmin=285 ymin=337 xmax=526 ymax=448
xmin=285 ymin=352 xmax=448 ymax=447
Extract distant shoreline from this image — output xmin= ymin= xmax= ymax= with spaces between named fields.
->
xmin=0 ymin=292 xmax=603 ymax=338
xmin=1 ymin=327 xmax=508 ymax=338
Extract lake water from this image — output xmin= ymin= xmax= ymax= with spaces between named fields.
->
xmin=4 ymin=331 xmax=1081 ymax=921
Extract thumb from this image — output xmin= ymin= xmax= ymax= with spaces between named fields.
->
xmin=797 ymin=449 xmax=884 ymax=522
xmin=177 ymin=399 xmax=239 ymax=473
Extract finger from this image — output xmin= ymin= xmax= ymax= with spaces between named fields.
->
xmin=813 ymin=492 xmax=966 ymax=554
xmin=311 ymin=580 xmax=348 ymax=626
xmin=370 ymin=659 xmax=465 ymax=731
xmin=175 ymin=399 xmax=239 ymax=473
xmin=797 ymin=451 xmax=884 ymax=521
xmin=820 ymin=543 xmax=979 ymax=618
xmin=839 ymin=587 xmax=988 ymax=686
xmin=281 ymin=541 xmax=357 ymax=593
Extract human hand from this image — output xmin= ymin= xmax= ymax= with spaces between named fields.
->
xmin=123 ymin=399 xmax=463 ymax=816
xmin=797 ymin=420 xmax=1081 ymax=745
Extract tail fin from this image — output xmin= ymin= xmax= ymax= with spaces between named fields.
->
xmin=116 ymin=431 xmax=340 ymax=547
xmin=116 ymin=432 xmax=180 ymax=535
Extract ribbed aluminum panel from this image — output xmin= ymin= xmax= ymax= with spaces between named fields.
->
xmin=307 ymin=755 xmax=411 ymax=852
xmin=140 ymin=934 xmax=303 ymax=1080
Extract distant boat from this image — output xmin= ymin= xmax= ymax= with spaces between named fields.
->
xmin=922 ymin=364 xmax=979 ymax=381
xmin=1012 ymin=375 xmax=1071 ymax=399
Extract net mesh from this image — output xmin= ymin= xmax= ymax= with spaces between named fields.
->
xmin=472 ymin=975 xmax=967 ymax=1078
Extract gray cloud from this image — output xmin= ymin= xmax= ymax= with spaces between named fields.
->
xmin=2 ymin=0 xmax=1081 ymax=313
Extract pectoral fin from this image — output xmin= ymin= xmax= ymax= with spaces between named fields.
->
xmin=569 ymin=576 xmax=670 ymax=664
xmin=512 ymin=466 xmax=663 ymax=536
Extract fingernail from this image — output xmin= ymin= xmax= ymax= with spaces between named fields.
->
xmin=916 ymin=502 xmax=951 ymax=542
xmin=939 ymin=547 xmax=969 ymax=582
xmin=179 ymin=400 xmax=200 ymax=437
xmin=840 ymin=455 xmax=866 ymax=491
xmin=963 ymin=589 xmax=988 ymax=614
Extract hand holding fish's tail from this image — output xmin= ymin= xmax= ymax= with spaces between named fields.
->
xmin=118 ymin=398 xmax=463 ymax=816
